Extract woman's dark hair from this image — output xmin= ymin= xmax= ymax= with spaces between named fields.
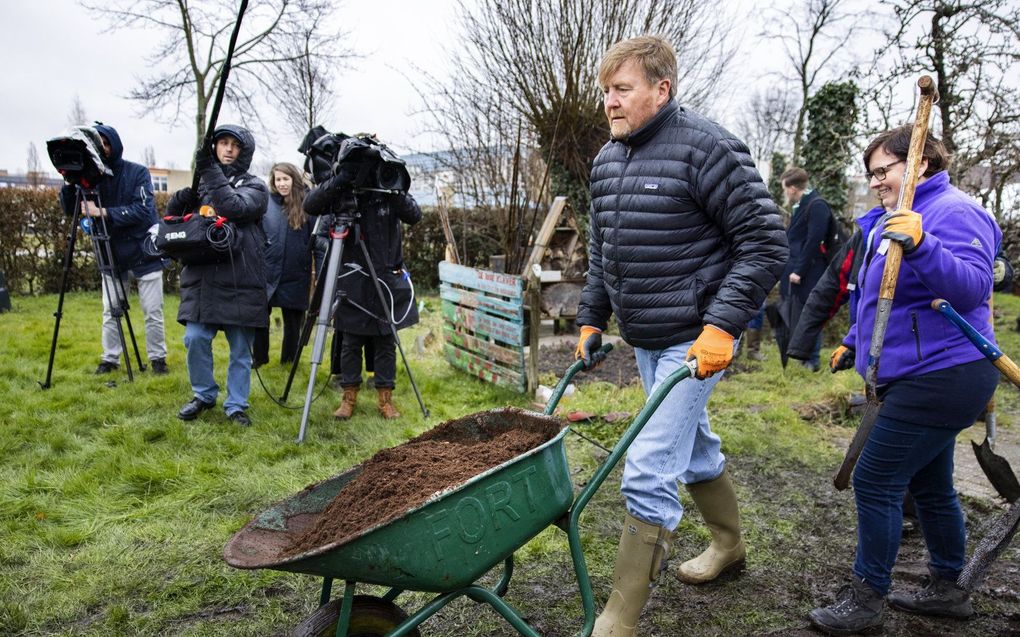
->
xmin=862 ymin=124 xmax=950 ymax=178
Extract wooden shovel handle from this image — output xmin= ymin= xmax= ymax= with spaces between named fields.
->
xmin=836 ymin=76 xmax=937 ymax=490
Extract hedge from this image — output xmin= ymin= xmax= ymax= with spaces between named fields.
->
xmin=0 ymin=188 xmax=503 ymax=296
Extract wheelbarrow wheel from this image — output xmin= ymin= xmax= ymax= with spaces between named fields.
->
xmin=292 ymin=594 xmax=421 ymax=637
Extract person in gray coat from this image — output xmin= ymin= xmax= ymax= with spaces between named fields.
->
xmin=167 ymin=125 xmax=269 ymax=427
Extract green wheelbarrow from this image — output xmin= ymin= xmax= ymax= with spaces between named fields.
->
xmin=224 ymin=346 xmax=698 ymax=636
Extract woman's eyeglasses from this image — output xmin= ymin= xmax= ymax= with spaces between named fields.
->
xmin=866 ymin=160 xmax=904 ymax=182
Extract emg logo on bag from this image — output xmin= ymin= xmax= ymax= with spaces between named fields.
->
xmin=165 ymin=231 xmax=187 ymax=241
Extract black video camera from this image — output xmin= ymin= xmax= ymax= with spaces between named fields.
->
xmin=46 ymin=126 xmax=111 ymax=189
xmin=298 ymin=126 xmax=411 ymax=193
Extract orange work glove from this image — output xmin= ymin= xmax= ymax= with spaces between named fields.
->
xmin=829 ymin=345 xmax=855 ymax=373
xmin=685 ymin=325 xmax=734 ymax=379
xmin=882 ymin=209 xmax=924 ymax=252
xmin=575 ymin=326 xmax=604 ymax=369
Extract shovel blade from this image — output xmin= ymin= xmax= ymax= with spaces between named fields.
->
xmin=834 ymin=399 xmax=881 ymax=491
xmin=972 ymin=439 xmax=1020 ymax=503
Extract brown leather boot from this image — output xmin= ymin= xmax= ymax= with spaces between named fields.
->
xmin=377 ymin=388 xmax=401 ymax=419
xmin=333 ymin=386 xmax=359 ymax=419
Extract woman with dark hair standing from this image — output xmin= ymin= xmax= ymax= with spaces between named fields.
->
xmin=253 ymin=162 xmax=319 ymax=367
xmin=809 ymin=126 xmax=1002 ymax=635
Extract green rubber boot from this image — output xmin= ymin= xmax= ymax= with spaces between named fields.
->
xmin=592 ymin=512 xmax=672 ymax=637
xmin=677 ymin=469 xmax=746 ymax=584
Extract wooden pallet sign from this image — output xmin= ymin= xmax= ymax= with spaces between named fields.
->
xmin=439 ymin=261 xmax=527 ymax=392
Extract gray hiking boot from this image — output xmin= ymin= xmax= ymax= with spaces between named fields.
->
xmin=809 ymin=577 xmax=885 ymax=636
xmin=887 ymin=571 xmax=973 ymax=619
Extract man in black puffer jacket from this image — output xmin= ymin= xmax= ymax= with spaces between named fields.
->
xmin=167 ymin=125 xmax=269 ymax=427
xmin=59 ymin=123 xmax=168 ymax=376
xmin=575 ymin=36 xmax=788 ymax=636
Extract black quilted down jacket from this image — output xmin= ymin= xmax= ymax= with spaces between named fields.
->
xmin=577 ymin=101 xmax=788 ymax=349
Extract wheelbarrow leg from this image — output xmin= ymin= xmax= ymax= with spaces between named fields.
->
xmin=492 ymin=555 xmax=514 ymax=597
xmin=334 ymin=581 xmax=355 ymax=637
xmin=319 ymin=577 xmax=334 ymax=607
xmin=465 ymin=585 xmax=542 ymax=637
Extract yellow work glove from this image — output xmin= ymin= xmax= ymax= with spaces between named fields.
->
xmin=882 ymin=209 xmax=924 ymax=252
xmin=829 ymin=345 xmax=855 ymax=373
xmin=575 ymin=326 xmax=604 ymax=370
xmin=685 ymin=325 xmax=734 ymax=379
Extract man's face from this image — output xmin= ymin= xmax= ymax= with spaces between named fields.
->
xmin=602 ymin=58 xmax=670 ymax=140
xmin=783 ymin=183 xmax=803 ymax=206
xmin=99 ymin=135 xmax=111 ymax=158
xmin=215 ymin=136 xmax=242 ymax=165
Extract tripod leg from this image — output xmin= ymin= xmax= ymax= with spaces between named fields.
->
xmin=298 ymin=228 xmax=347 ymax=442
xmin=88 ymin=199 xmax=134 ymax=381
xmin=94 ymin=210 xmax=147 ymax=372
xmin=281 ymin=239 xmax=332 ymax=402
xmin=355 ymin=238 xmax=429 ymax=419
xmin=40 ymin=190 xmax=84 ymax=389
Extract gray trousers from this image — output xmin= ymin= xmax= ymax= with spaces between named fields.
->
xmin=100 ymin=270 xmax=167 ymax=363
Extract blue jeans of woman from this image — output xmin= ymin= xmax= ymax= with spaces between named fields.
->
xmin=852 ymin=415 xmax=966 ymax=595
xmin=623 ymin=340 xmax=730 ymax=530
xmin=183 ymin=322 xmax=254 ymax=416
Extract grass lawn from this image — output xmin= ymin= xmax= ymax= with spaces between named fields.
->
xmin=2 ymin=290 xmax=1019 ymax=636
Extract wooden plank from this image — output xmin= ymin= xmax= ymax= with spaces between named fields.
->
xmin=439 ymin=261 xmax=524 ymax=299
xmin=527 ymin=274 xmax=541 ymax=394
xmin=522 ymin=197 xmax=568 ymax=275
xmin=443 ymin=326 xmax=522 ymax=368
xmin=441 ymin=300 xmax=525 ymax=346
xmin=444 ymin=344 xmax=525 ymax=392
xmin=440 ymin=284 xmax=523 ymax=322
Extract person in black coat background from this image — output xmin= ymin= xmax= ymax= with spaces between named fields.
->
xmin=779 ymin=167 xmax=833 ymax=371
xmin=253 ymin=162 xmax=320 ymax=367
xmin=168 ymin=125 xmax=269 ymax=427
xmin=59 ymin=123 xmax=168 ymax=375
xmin=303 ymin=165 xmax=421 ymax=420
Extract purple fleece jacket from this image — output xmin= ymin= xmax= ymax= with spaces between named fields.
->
xmin=845 ymin=171 xmax=1000 ymax=383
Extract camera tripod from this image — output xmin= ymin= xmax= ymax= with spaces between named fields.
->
xmin=285 ymin=207 xmax=428 ymax=442
xmin=40 ymin=185 xmax=145 ymax=389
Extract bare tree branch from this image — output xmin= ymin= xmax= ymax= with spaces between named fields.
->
xmin=80 ymin=0 xmax=354 ymax=156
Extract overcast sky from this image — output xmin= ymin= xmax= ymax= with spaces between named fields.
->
xmin=3 ymin=1 xmax=907 ymax=181
xmin=1 ymin=0 xmax=460 ymax=175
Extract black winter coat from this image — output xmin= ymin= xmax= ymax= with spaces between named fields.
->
xmin=59 ymin=124 xmax=162 ymax=278
xmin=786 ymin=228 xmax=862 ymax=361
xmin=781 ymin=190 xmax=832 ymax=303
xmin=304 ymin=182 xmax=421 ymax=335
xmin=173 ymin=125 xmax=269 ymax=329
xmin=263 ymin=193 xmax=319 ymax=310
xmin=577 ymin=100 xmax=788 ymax=348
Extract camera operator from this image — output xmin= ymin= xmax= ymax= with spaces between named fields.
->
xmin=167 ymin=125 xmax=269 ymax=427
xmin=58 ymin=123 xmax=168 ymax=376
xmin=304 ymin=156 xmax=421 ymax=420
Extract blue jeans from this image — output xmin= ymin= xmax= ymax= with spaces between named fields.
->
xmin=183 ymin=322 xmax=254 ymax=416
xmin=852 ymin=415 xmax=966 ymax=595
xmin=622 ymin=340 xmax=730 ymax=529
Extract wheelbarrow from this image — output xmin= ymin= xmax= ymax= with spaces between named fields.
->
xmin=224 ymin=345 xmax=699 ymax=636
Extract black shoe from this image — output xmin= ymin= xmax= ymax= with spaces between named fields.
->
xmin=888 ymin=571 xmax=973 ymax=619
xmin=809 ymin=577 xmax=885 ymax=636
xmin=95 ymin=361 xmax=119 ymax=374
xmin=178 ymin=397 xmax=215 ymax=421
xmin=150 ymin=358 xmax=169 ymax=375
xmin=228 ymin=410 xmax=251 ymax=427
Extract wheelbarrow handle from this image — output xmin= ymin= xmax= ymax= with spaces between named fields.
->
xmin=543 ymin=344 xmax=614 ymax=416
xmin=932 ymin=298 xmax=1020 ymax=386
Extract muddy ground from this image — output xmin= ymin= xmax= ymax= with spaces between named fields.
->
xmin=407 ymin=342 xmax=1020 ymax=636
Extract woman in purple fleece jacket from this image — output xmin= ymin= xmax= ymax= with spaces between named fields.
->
xmin=809 ymin=126 xmax=1002 ymax=636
